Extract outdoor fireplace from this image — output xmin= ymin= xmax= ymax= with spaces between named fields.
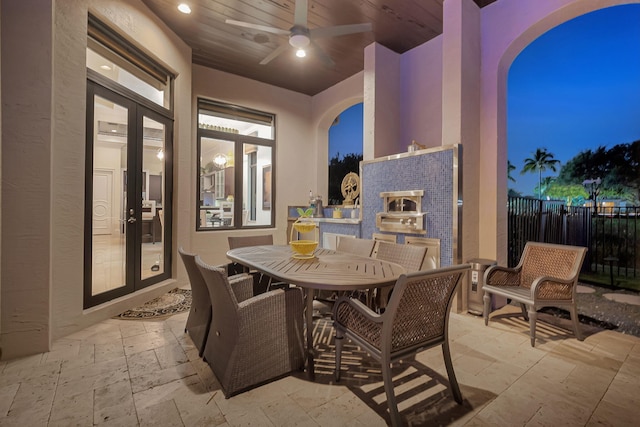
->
xmin=376 ymin=190 xmax=427 ymax=234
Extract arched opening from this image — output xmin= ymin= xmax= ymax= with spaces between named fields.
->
xmin=328 ymin=103 xmax=364 ymax=205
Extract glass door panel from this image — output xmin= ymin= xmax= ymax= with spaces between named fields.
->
xmin=85 ymin=82 xmax=172 ymax=309
xmin=199 ymin=137 xmax=235 ymax=229
xmin=141 ymin=115 xmax=165 ymax=280
xmin=243 ymin=144 xmax=272 ymax=227
xmin=91 ymin=95 xmax=129 ymax=296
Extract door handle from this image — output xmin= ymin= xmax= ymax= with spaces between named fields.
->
xmin=127 ymin=208 xmax=136 ymax=223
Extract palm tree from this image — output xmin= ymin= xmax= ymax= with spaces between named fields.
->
xmin=508 ymin=160 xmax=517 ymax=183
xmin=521 ymin=148 xmax=560 ymax=199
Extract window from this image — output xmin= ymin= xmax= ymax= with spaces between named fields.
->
xmin=197 ymin=99 xmax=275 ymax=230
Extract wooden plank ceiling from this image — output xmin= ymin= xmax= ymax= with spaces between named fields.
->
xmin=141 ymin=0 xmax=497 ymax=95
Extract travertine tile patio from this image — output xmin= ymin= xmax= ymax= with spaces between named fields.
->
xmin=1 ymin=302 xmax=638 ymax=426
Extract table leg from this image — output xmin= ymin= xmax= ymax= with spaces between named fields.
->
xmin=305 ymin=288 xmax=315 ymax=381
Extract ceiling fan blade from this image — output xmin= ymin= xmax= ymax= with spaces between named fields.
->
xmin=294 ymin=0 xmax=308 ymax=27
xmin=310 ymin=41 xmax=335 ymax=68
xmin=225 ymin=19 xmax=290 ymax=36
xmin=259 ymin=44 xmax=290 ymax=65
xmin=310 ymin=23 xmax=373 ymax=39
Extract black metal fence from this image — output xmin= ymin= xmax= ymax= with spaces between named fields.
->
xmin=507 ymin=197 xmax=639 ymax=282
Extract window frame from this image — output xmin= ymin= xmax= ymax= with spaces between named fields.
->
xmin=196 ymin=99 xmax=276 ymax=231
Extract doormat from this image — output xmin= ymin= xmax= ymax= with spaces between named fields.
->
xmin=115 ymin=288 xmax=191 ymax=319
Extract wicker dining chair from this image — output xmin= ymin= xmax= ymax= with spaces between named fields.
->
xmin=372 ymin=241 xmax=428 ymax=311
xmin=333 ymin=264 xmax=470 ymax=427
xmin=336 ymin=236 xmax=376 ymax=257
xmin=483 ymin=242 xmax=587 ymax=346
xmin=196 ymin=256 xmax=305 ymax=398
xmin=227 ymin=234 xmax=280 ymax=293
xmin=179 ymin=247 xmax=253 ymax=357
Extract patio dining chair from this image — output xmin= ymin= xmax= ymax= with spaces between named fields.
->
xmin=196 ymin=257 xmax=305 ymax=398
xmin=179 ymin=247 xmax=253 ymax=357
xmin=333 ymin=264 xmax=470 ymax=427
xmin=227 ymin=234 xmax=278 ymax=293
xmin=483 ymin=241 xmax=588 ymax=346
xmin=336 ymin=236 xmax=376 ymax=257
xmin=372 ymin=241 xmax=428 ymax=311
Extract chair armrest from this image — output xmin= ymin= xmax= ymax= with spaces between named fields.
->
xmin=229 ymin=273 xmax=254 ymax=302
xmin=530 ymin=276 xmax=575 ymax=300
xmin=484 ymin=265 xmax=521 ymax=287
xmin=333 ymin=295 xmax=383 ymax=324
xmin=236 ymin=288 xmax=304 ymax=333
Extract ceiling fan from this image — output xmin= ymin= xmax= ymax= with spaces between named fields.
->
xmin=225 ymin=0 xmax=372 ymax=66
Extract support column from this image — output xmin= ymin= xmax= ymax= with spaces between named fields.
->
xmin=442 ymin=0 xmax=481 ymax=311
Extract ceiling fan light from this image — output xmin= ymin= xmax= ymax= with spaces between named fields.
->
xmin=296 ymin=48 xmax=306 ymax=58
xmin=289 ymin=34 xmax=310 ymax=48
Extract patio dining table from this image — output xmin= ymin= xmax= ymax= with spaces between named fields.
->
xmin=226 ymin=244 xmax=406 ymax=379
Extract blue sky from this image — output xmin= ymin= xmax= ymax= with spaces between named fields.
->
xmin=508 ymin=4 xmax=640 ymax=196
xmin=328 ymin=103 xmax=363 ymax=161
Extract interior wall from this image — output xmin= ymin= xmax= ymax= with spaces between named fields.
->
xmin=191 ymin=64 xmax=314 ymax=265
xmin=478 ymin=0 xmax=640 ymax=265
xmin=0 ymin=3 xmax=3 ymax=358
xmin=400 ymin=36 xmax=444 ymax=149
xmin=1 ymin=0 xmax=54 ymax=358
xmin=363 ymin=43 xmax=402 ymax=159
xmin=0 ymin=0 xmax=192 ymax=359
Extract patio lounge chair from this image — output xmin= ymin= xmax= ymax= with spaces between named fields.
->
xmin=333 ymin=265 xmax=469 ymax=427
xmin=196 ymin=257 xmax=305 ymax=398
xmin=483 ymin=241 xmax=588 ymax=346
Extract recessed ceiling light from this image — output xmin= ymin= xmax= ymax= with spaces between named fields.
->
xmin=177 ymin=3 xmax=191 ymax=14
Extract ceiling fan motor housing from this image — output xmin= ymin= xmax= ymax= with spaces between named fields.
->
xmin=289 ymin=25 xmax=310 ymax=48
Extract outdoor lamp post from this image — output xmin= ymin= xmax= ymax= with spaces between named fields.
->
xmin=582 ymin=178 xmax=601 ymax=213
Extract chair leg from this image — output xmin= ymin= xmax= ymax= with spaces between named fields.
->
xmin=483 ymin=292 xmax=491 ymax=326
xmin=381 ymin=356 xmax=401 ymax=427
xmin=528 ymin=306 xmax=537 ymax=347
xmin=569 ymin=304 xmax=584 ymax=341
xmin=334 ymin=332 xmax=344 ymax=382
xmin=442 ymin=341 xmax=463 ymax=404
xmin=521 ymin=303 xmax=529 ymax=320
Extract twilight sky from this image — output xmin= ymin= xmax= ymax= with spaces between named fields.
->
xmin=329 ymin=5 xmax=640 ymax=197
xmin=508 ymin=4 xmax=640 ymax=196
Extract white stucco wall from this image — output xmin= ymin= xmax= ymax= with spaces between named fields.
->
xmin=191 ymin=65 xmax=315 ymax=265
xmin=1 ymin=0 xmax=192 ymax=358
xmin=478 ymin=0 xmax=640 ymax=265
xmin=364 ymin=43 xmax=402 ymax=159
xmin=400 ymin=36 xmax=444 ymax=149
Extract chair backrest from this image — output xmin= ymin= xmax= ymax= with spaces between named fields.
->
xmin=382 ymin=264 xmax=470 ymax=353
xmin=228 ymin=234 xmax=274 ymax=249
xmin=178 ymin=247 xmax=210 ymax=305
xmin=518 ymin=242 xmax=587 ymax=289
xmin=374 ymin=241 xmax=428 ymax=273
xmin=336 ymin=237 xmax=376 ymax=257
xmin=195 ymin=256 xmax=240 ymax=376
xmin=371 ymin=233 xmax=397 ymax=257
xmin=405 ymin=237 xmax=441 ymax=269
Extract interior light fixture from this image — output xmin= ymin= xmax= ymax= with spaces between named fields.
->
xmin=177 ymin=3 xmax=192 ymax=14
xmin=156 ymin=149 xmax=164 ymax=160
xmin=296 ymin=49 xmax=306 ymax=58
xmin=100 ymin=64 xmax=112 ymax=70
xmin=214 ymin=153 xmax=227 ymax=167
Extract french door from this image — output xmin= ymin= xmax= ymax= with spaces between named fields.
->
xmin=84 ymin=81 xmax=172 ymax=308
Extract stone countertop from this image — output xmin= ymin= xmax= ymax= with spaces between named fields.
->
xmin=287 ymin=217 xmax=360 ymax=224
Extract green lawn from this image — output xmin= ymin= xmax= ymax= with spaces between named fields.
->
xmin=580 ymin=271 xmax=640 ymax=292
